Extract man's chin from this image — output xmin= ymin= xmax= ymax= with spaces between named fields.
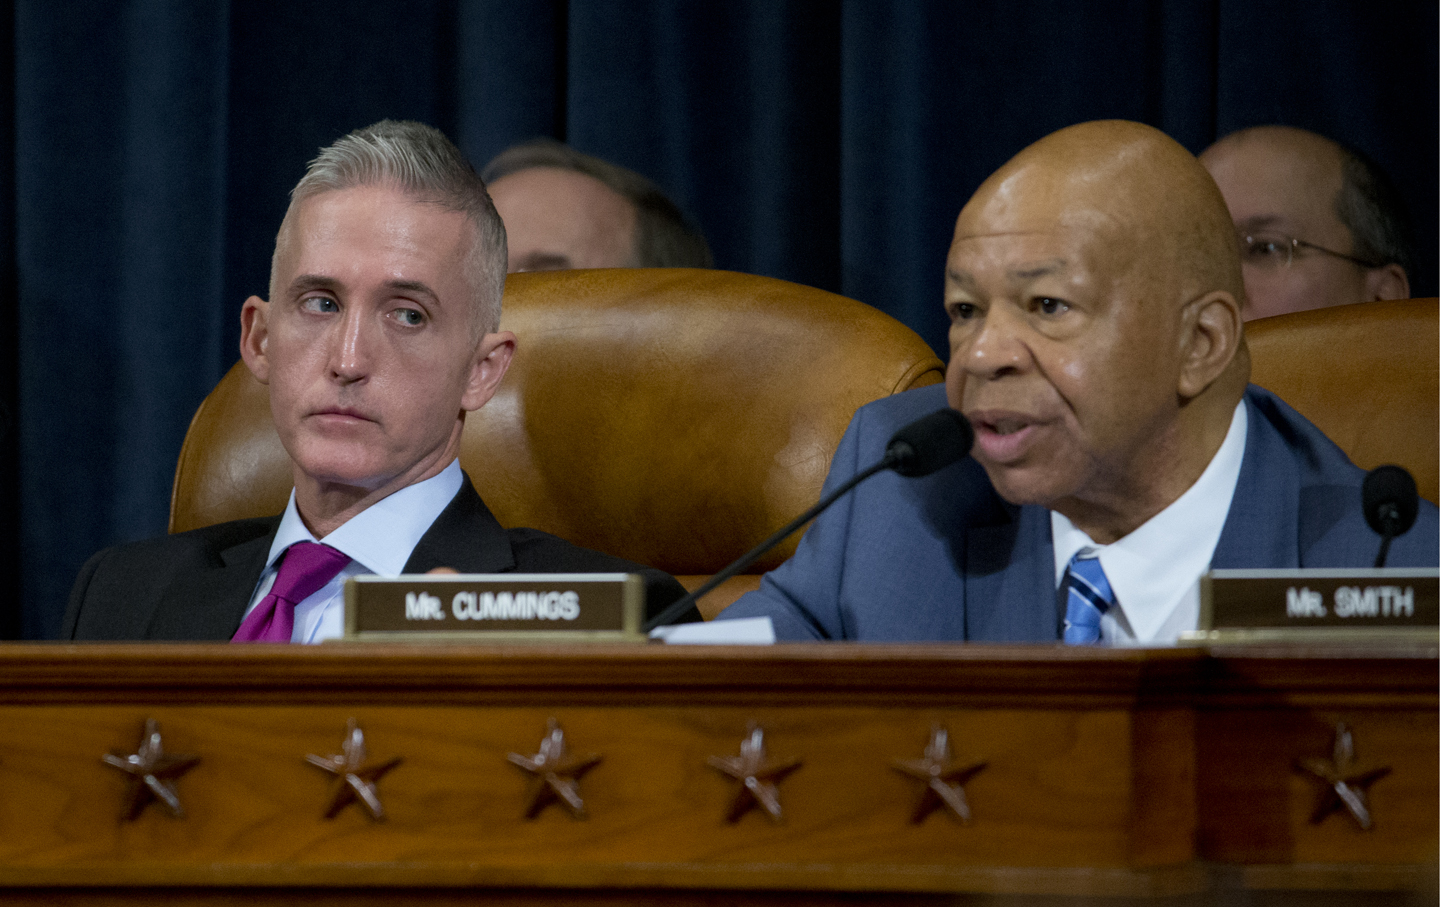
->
xmin=288 ymin=453 xmax=391 ymax=496
xmin=976 ymin=460 xmax=1069 ymax=509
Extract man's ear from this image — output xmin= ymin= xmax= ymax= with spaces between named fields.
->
xmin=239 ymin=296 xmax=272 ymax=384
xmin=1365 ymin=263 xmax=1410 ymax=302
xmin=460 ymin=330 xmax=517 ymax=412
xmin=1177 ymin=290 xmax=1242 ymax=400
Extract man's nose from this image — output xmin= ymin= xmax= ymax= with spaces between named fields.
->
xmin=958 ymin=304 xmax=1030 ymax=380
xmin=328 ymin=307 xmax=371 ymax=383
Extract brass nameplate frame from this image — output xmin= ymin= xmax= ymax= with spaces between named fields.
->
xmin=344 ymin=573 xmax=645 ymax=642
xmin=1184 ymin=568 xmax=1439 ymax=643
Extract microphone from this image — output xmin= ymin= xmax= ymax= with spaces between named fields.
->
xmin=645 ymin=408 xmax=974 ymax=631
xmin=1363 ymin=465 xmax=1419 ymax=569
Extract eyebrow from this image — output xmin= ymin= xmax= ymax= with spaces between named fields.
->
xmin=515 ymin=252 xmax=572 ymax=272
xmin=1233 ymin=215 xmax=1284 ymax=232
xmin=288 ymin=274 xmax=341 ymax=296
xmin=287 ymin=274 xmax=439 ymax=302
xmin=945 ymin=269 xmax=979 ymax=292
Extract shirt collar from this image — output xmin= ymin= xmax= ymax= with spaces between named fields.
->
xmin=264 ymin=459 xmax=465 ymax=576
xmin=1051 ymin=401 xmax=1248 ymax=642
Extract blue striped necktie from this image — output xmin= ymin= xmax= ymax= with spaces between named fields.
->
xmin=1062 ymin=551 xmax=1116 ymax=645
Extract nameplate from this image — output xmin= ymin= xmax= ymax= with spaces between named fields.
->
xmin=1185 ymin=568 xmax=1439 ymax=643
xmin=343 ymin=573 xmax=645 ymax=642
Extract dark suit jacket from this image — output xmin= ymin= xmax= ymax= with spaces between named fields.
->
xmin=64 ymin=475 xmax=696 ymax=640
xmin=718 ymin=384 xmax=1440 ymax=641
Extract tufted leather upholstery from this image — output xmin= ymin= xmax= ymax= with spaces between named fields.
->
xmin=1246 ymin=297 xmax=1438 ymax=504
xmin=170 ymin=269 xmax=945 ymax=614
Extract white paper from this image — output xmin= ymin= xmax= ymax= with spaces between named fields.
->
xmin=649 ymin=616 xmax=776 ymax=645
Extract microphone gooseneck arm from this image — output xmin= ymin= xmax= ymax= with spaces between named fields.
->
xmin=1373 ymin=503 xmax=1399 ymax=569
xmin=642 ymin=453 xmax=900 ymax=632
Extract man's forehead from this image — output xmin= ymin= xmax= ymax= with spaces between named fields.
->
xmin=1205 ymin=140 xmax=1343 ymax=228
xmin=945 ymin=254 xmax=1072 ymax=291
xmin=949 ymin=219 xmax=1111 ymax=264
xmin=280 ymin=187 xmax=470 ymax=259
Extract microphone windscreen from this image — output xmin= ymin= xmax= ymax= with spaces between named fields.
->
xmin=886 ymin=409 xmax=974 ymax=478
xmin=1362 ymin=464 xmax=1419 ymax=536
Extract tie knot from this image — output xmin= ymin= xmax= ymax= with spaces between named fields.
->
xmin=271 ymin=542 xmax=351 ymax=606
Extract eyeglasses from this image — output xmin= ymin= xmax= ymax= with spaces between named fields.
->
xmin=1239 ymin=231 xmax=1382 ymax=271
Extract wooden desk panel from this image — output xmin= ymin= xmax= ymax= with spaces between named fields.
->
xmin=0 ymin=643 xmax=1429 ymax=904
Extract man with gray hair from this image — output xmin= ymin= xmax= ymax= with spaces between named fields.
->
xmin=64 ymin=120 xmax=692 ymax=642
xmin=483 ymin=138 xmax=712 ymax=272
xmin=1200 ymin=125 xmax=1414 ymax=320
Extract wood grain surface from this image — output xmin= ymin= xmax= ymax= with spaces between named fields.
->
xmin=0 ymin=643 xmax=1429 ymax=905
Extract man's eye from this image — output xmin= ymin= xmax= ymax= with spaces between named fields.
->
xmin=1036 ymin=297 xmax=1069 ymax=315
xmin=300 ymin=296 xmax=338 ymax=314
xmin=948 ymin=302 xmax=978 ymax=322
xmin=394 ymin=308 xmax=425 ymax=327
xmin=1243 ymin=236 xmax=1288 ymax=260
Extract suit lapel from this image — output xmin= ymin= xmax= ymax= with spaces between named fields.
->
xmin=403 ymin=476 xmax=517 ymax=574
xmin=963 ymin=503 xmax=1057 ymax=641
xmin=146 ymin=530 xmax=276 ymax=640
xmin=1212 ymin=393 xmax=1300 ymax=569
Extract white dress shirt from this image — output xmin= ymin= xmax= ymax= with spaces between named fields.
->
xmin=242 ymin=459 xmax=465 ymax=644
xmin=1050 ymin=401 xmax=1247 ymax=645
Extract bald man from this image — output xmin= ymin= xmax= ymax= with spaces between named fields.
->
xmin=718 ymin=120 xmax=1438 ymax=643
xmin=1200 ymin=126 xmax=1413 ymax=321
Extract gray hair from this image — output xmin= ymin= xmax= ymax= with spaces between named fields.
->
xmin=275 ymin=120 xmax=507 ymax=333
xmin=481 ymin=138 xmax=713 ymax=269
xmin=1335 ymin=145 xmax=1415 ymax=280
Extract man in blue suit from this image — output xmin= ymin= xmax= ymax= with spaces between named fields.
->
xmin=719 ymin=120 xmax=1438 ymax=643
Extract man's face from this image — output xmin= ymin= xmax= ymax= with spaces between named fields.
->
xmin=944 ymin=196 xmax=1183 ymax=520
xmin=488 ymin=167 xmax=639 ymax=272
xmin=1200 ymin=134 xmax=1367 ymax=320
xmin=240 ymin=185 xmax=511 ymax=501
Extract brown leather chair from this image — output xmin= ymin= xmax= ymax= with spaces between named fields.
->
xmin=170 ymin=269 xmax=945 ymax=617
xmin=1246 ymin=297 xmax=1438 ymax=504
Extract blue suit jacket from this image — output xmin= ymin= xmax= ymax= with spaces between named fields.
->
xmin=719 ymin=384 xmax=1440 ymax=641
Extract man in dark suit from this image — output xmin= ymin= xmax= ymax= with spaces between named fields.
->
xmin=718 ymin=120 xmax=1438 ymax=642
xmin=65 ymin=120 xmax=693 ymax=642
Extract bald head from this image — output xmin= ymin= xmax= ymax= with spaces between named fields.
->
xmin=966 ymin=120 xmax=1246 ymax=306
xmin=1200 ymin=126 xmax=1412 ymax=319
xmin=945 ymin=120 xmax=1247 ymax=542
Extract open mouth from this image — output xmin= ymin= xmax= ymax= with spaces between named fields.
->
xmin=986 ymin=417 xmax=1029 ymax=436
xmin=968 ymin=411 xmax=1041 ymax=462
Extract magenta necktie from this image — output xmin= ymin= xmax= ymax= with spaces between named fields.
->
xmin=231 ymin=542 xmax=351 ymax=643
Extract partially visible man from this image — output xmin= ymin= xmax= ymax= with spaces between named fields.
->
xmin=1200 ymin=126 xmax=1413 ymax=320
xmin=482 ymin=138 xmax=712 ymax=273
xmin=65 ymin=121 xmax=695 ymax=641
xmin=718 ymin=120 xmax=1437 ymax=643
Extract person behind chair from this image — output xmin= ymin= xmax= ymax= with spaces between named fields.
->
xmin=64 ymin=120 xmax=695 ymax=642
xmin=482 ymin=138 xmax=712 ymax=273
xmin=1199 ymin=125 xmax=1414 ymax=321
xmin=717 ymin=120 xmax=1438 ymax=643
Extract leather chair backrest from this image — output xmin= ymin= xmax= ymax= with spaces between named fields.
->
xmin=1246 ymin=297 xmax=1438 ymax=504
xmin=170 ymin=269 xmax=944 ymax=598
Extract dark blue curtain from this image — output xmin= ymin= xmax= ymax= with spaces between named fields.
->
xmin=6 ymin=1 xmax=1436 ymax=638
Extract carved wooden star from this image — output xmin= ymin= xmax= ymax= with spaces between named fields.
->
xmin=507 ymin=719 xmax=603 ymax=819
xmin=1295 ymin=722 xmax=1391 ymax=830
xmin=305 ymin=719 xmax=403 ymax=821
xmin=102 ymin=718 xmax=201 ymax=821
xmin=707 ymin=725 xmax=802 ymax=823
xmin=891 ymin=725 xmax=986 ymax=824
